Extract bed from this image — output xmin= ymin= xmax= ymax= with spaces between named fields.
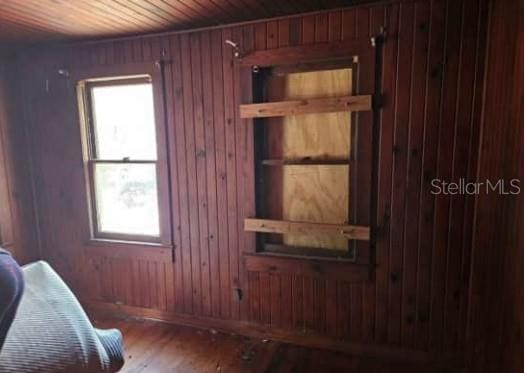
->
xmin=0 ymin=261 xmax=124 ymax=372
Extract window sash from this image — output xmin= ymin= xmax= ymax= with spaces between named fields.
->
xmin=85 ymin=77 xmax=155 ymax=161
xmin=87 ymin=160 xmax=161 ymax=243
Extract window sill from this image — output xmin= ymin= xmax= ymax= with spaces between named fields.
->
xmin=87 ymin=238 xmax=167 ymax=248
xmin=243 ymin=252 xmax=370 ymax=282
xmin=84 ymin=239 xmax=173 ymax=262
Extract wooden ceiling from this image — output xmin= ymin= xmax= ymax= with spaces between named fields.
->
xmin=0 ymin=0 xmax=357 ymax=44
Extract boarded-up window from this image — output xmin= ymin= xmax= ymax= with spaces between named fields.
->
xmin=254 ymin=63 xmax=359 ymax=259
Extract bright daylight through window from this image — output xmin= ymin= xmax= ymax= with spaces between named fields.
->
xmin=83 ymin=79 xmax=160 ymax=240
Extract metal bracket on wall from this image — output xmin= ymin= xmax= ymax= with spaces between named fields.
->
xmin=370 ymin=26 xmax=387 ymax=47
xmin=225 ymin=39 xmax=242 ymax=58
xmin=57 ymin=68 xmax=69 ymax=77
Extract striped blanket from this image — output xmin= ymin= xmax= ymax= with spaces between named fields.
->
xmin=0 ymin=261 xmax=124 ymax=372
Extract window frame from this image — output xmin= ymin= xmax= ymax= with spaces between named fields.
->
xmin=75 ymin=63 xmax=171 ymax=246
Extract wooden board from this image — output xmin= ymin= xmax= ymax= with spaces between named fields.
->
xmin=282 ymin=165 xmax=350 ymax=249
xmin=239 ymin=95 xmax=370 ymax=118
xmin=244 ymin=218 xmax=370 ymax=241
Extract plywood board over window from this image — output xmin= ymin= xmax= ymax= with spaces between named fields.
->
xmin=274 ymin=68 xmax=351 ymax=251
xmin=258 ymin=65 xmax=357 ymax=256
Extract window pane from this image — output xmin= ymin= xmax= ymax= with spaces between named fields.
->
xmin=91 ymin=83 xmax=157 ymax=160
xmin=94 ymin=163 xmax=159 ymax=236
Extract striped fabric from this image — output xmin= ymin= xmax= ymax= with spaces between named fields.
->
xmin=0 ymin=261 xmax=124 ymax=372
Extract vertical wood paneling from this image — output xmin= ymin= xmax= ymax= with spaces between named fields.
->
xmin=190 ymin=31 xmax=211 ymax=317
xmin=374 ymin=3 xmax=399 ymax=344
xmin=14 ymin=1 xmax=492 ymax=360
xmin=161 ymin=35 xmax=180 ymax=314
xmin=0 ymin=75 xmax=16 ymax=248
xmin=328 ymin=11 xmax=342 ymax=41
xmin=170 ymin=34 xmax=194 ymax=314
xmin=429 ymin=0 xmax=463 ymax=351
xmin=222 ymin=27 xmax=240 ymax=320
xmin=200 ymin=30 xmax=221 ymax=318
xmin=289 ymin=17 xmax=302 ymax=46
xmin=278 ymin=19 xmax=290 ymax=47
xmin=1 ymin=52 xmax=42 ymax=265
xmin=180 ymin=32 xmax=203 ymax=316
xmin=388 ymin=2 xmax=415 ymax=345
xmin=314 ymin=13 xmax=329 ymax=42
xmin=415 ymin=0 xmax=447 ymax=349
xmin=457 ymin=0 xmax=487 ymax=352
xmin=302 ymin=277 xmax=314 ymax=332
xmin=302 ymin=15 xmax=315 ymax=44
xmin=266 ymin=21 xmax=278 ymax=49
xmin=210 ymin=28 xmax=231 ymax=319
xmin=270 ymin=274 xmax=281 ymax=327
xmin=401 ymin=0 xmax=430 ymax=348
xmin=236 ymin=24 xmax=255 ymax=320
xmin=291 ymin=275 xmax=303 ymax=330
xmin=466 ymin=0 xmax=522 ymax=371
xmin=443 ymin=0 xmax=478 ymax=353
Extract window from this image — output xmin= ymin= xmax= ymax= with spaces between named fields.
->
xmin=78 ymin=75 xmax=166 ymax=243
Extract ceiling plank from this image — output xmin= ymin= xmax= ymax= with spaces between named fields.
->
xmin=2 ymin=0 xmax=131 ymax=34
xmin=0 ymin=0 xmax=357 ymax=44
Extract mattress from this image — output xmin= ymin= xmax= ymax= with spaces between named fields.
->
xmin=0 ymin=261 xmax=124 ymax=372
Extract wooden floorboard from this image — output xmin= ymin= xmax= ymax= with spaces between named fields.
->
xmin=93 ymin=315 xmax=451 ymax=373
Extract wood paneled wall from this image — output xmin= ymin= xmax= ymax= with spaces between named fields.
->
xmin=466 ymin=0 xmax=523 ymax=371
xmin=0 ymin=54 xmax=39 ymax=264
xmin=12 ymin=0 xmax=493 ymax=361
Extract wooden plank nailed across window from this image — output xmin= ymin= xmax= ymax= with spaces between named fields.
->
xmin=244 ymin=218 xmax=370 ymax=241
xmin=240 ymin=95 xmax=371 ymax=118
xmin=261 ymin=158 xmax=350 ymax=166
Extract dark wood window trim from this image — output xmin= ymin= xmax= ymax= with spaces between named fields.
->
xmin=73 ymin=62 xmax=172 ymax=247
xmin=240 ymin=40 xmax=379 ymax=279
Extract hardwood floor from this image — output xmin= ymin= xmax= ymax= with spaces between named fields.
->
xmin=92 ymin=315 xmax=451 ymax=373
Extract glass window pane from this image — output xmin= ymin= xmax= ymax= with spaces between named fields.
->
xmin=94 ymin=163 xmax=159 ymax=237
xmin=91 ymin=83 xmax=157 ymax=160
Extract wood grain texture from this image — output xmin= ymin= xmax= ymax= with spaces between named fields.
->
xmin=282 ymin=165 xmax=350 ymax=249
xmin=465 ymin=0 xmax=523 ymax=372
xmin=0 ymin=1 xmax=379 ymax=44
xmin=244 ymin=218 xmax=370 ymax=241
xmin=91 ymin=314 xmax=455 ymax=372
xmin=7 ymin=0 xmax=492 ymax=364
xmin=239 ymin=95 xmax=371 ymax=118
